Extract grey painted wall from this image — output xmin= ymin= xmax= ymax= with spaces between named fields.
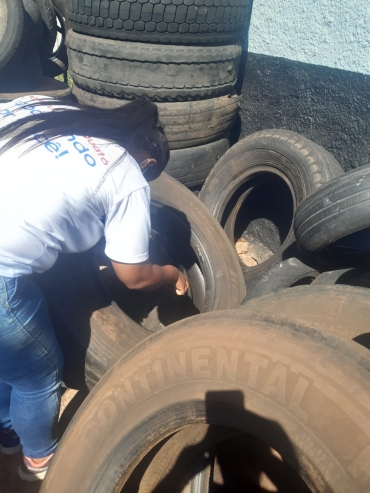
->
xmin=248 ymin=0 xmax=370 ymax=74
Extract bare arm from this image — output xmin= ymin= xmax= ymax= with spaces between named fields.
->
xmin=111 ymin=260 xmax=189 ymax=295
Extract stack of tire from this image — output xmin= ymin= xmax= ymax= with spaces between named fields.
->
xmin=197 ymin=129 xmax=370 ymax=299
xmin=65 ymin=0 xmax=251 ymax=188
xmin=197 ymin=129 xmax=344 ymax=292
xmin=42 ymin=280 xmax=370 ymax=493
xmin=0 ymin=0 xmax=70 ymax=99
xmin=40 ymin=163 xmax=370 ymax=493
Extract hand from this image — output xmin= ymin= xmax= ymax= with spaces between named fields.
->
xmin=176 ymin=270 xmax=189 ymax=295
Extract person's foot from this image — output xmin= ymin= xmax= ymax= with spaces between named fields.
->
xmin=0 ymin=429 xmax=22 ymax=455
xmin=18 ymin=454 xmax=54 ymax=481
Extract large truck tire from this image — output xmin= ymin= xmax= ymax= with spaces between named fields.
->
xmin=41 ymin=310 xmax=370 ymax=493
xmin=66 ymin=0 xmax=251 ymax=45
xmin=166 ymin=138 xmax=229 ymax=187
xmin=72 ymin=85 xmax=240 ymax=150
xmin=67 ymin=31 xmax=241 ymax=101
xmin=199 ymin=129 xmax=343 ymax=287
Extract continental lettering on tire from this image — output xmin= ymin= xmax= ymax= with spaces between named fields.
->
xmin=82 ymin=345 xmax=313 ymax=442
xmin=80 ymin=345 xmax=370 ymax=489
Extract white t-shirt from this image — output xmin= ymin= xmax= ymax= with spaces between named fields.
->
xmin=0 ymin=95 xmax=151 ymax=278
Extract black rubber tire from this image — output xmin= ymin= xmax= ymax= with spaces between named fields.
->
xmin=151 ymin=173 xmax=246 ymax=312
xmin=41 ymin=310 xmax=370 ymax=493
xmin=37 ymin=173 xmax=245 ymax=389
xmin=0 ymin=0 xmax=48 ymax=80
xmin=199 ymin=129 xmax=343 ymax=287
xmin=294 ymin=164 xmax=370 ymax=265
xmin=66 ymin=0 xmax=251 ymax=45
xmin=33 ymin=251 xmax=153 ymax=390
xmin=67 ymin=31 xmax=241 ymax=101
xmin=53 ymin=0 xmax=67 ymax=19
xmin=244 ymin=258 xmax=319 ymax=301
xmin=241 ymin=284 xmax=370 ymax=349
xmin=166 ymin=138 xmax=229 ymax=187
xmin=41 ymin=3 xmax=68 ymax=76
xmin=35 ymin=0 xmax=57 ymax=57
xmin=311 ymin=268 xmax=370 ymax=289
xmin=72 ymin=85 xmax=239 ymax=150
xmin=0 ymin=0 xmax=24 ymax=69
xmin=23 ymin=0 xmax=45 ymax=53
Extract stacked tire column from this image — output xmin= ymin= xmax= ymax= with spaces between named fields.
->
xmin=66 ymin=0 xmax=251 ymax=188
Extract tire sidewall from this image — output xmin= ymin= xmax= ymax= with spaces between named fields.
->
xmin=150 ymin=173 xmax=246 ymax=310
xmin=41 ymin=313 xmax=370 ymax=493
xmin=200 ymin=148 xmax=306 ymax=283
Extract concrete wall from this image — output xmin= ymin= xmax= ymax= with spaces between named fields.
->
xmin=238 ymin=0 xmax=370 ymax=171
xmin=248 ymin=0 xmax=370 ymax=74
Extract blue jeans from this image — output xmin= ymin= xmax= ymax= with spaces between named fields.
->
xmin=0 ymin=275 xmax=63 ymax=458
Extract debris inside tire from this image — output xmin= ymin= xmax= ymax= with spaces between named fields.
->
xmin=235 ymin=237 xmax=273 ymax=267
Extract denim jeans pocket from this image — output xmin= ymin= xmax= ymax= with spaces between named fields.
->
xmin=1 ymin=276 xmax=19 ymax=310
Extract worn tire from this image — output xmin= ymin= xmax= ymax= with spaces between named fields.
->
xmin=37 ymin=173 xmax=245 ymax=389
xmin=244 ymin=258 xmax=319 ymax=301
xmin=67 ymin=31 xmax=241 ymax=101
xmin=241 ymin=284 xmax=370 ymax=349
xmin=34 ymin=251 xmax=153 ymax=390
xmin=294 ymin=164 xmax=370 ymax=265
xmin=41 ymin=2 xmax=68 ymax=76
xmin=147 ymin=172 xmax=246 ymax=312
xmin=53 ymin=0 xmax=67 ymax=19
xmin=41 ymin=310 xmax=370 ymax=493
xmin=0 ymin=0 xmax=44 ymax=72
xmin=199 ymin=129 xmax=343 ymax=287
xmin=23 ymin=0 xmax=46 ymax=53
xmin=35 ymin=0 xmax=57 ymax=57
xmin=312 ymin=268 xmax=370 ymax=289
xmin=66 ymin=0 xmax=251 ymax=45
xmin=96 ymin=173 xmax=245 ymax=330
xmin=166 ymin=138 xmax=229 ymax=187
xmin=72 ymin=85 xmax=239 ymax=150
xmin=0 ymin=0 xmax=24 ymax=69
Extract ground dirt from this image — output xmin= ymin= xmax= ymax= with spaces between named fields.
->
xmin=0 ymin=388 xmax=79 ymax=493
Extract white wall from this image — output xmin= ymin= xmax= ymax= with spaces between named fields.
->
xmin=248 ymin=0 xmax=370 ymax=74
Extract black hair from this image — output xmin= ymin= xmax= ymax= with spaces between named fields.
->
xmin=0 ymin=98 xmax=170 ymax=180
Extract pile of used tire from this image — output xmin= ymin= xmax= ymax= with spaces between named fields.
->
xmin=0 ymin=0 xmax=70 ymax=99
xmin=65 ymin=0 xmax=250 ymax=188
xmin=200 ymin=141 xmax=370 ymax=301
xmin=3 ymin=2 xmax=367 ymax=490
xmin=40 ymin=146 xmax=370 ymax=491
